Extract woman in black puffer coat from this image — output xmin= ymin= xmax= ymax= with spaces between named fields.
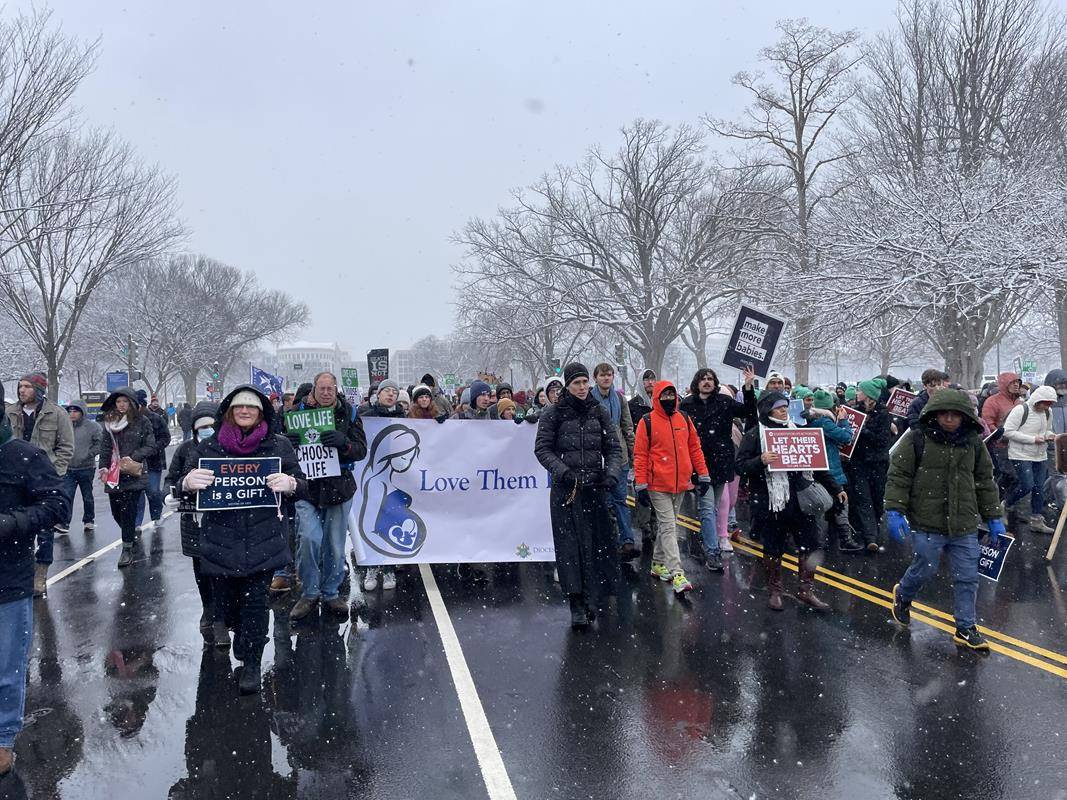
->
xmin=534 ymin=363 xmax=623 ymax=628
xmin=95 ymin=388 xmax=156 ymax=568
xmin=177 ymin=385 xmax=305 ymax=694
xmin=164 ymin=400 xmax=222 ymax=643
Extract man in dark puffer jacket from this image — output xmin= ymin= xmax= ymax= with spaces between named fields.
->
xmin=0 ymin=380 xmax=69 ymax=776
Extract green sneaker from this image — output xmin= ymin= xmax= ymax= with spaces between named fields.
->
xmin=650 ymin=563 xmax=670 ymax=582
xmin=672 ymin=573 xmax=693 ymax=594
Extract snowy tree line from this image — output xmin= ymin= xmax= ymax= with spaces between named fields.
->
xmin=455 ymin=0 xmax=1067 ymax=388
xmin=0 ymin=11 xmax=305 ymax=404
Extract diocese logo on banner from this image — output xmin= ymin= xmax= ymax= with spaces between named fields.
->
xmin=348 ymin=418 xmax=555 ymax=565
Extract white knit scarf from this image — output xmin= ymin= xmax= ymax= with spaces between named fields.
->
xmin=764 ymin=416 xmax=793 ymax=513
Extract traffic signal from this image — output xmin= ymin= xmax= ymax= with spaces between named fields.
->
xmin=129 ymin=340 xmax=139 ymax=365
xmin=551 ymin=357 xmax=561 ymax=375
xmin=614 ymin=343 xmax=625 ymax=364
xmin=212 ymin=361 xmax=220 ymax=381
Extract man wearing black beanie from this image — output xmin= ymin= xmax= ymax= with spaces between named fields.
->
xmin=0 ymin=379 xmax=69 ymax=775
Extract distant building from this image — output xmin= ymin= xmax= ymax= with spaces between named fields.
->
xmin=276 ymin=341 xmax=351 ymax=389
xmin=392 ymin=349 xmax=416 ymax=385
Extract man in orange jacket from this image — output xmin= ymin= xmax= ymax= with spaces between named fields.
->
xmin=634 ymin=380 xmax=711 ymax=594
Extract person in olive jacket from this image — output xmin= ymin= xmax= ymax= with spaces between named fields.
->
xmin=178 ymin=385 xmax=305 ymax=694
xmin=0 ymin=379 xmax=69 ymax=777
xmin=95 ymin=388 xmax=156 ymax=568
xmin=886 ymin=389 xmax=1004 ymax=652
xmin=534 ymin=362 xmax=623 ymax=629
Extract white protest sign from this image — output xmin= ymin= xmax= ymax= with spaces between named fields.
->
xmin=348 ymin=418 xmax=554 ymax=565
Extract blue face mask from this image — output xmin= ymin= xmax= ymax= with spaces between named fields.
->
xmin=196 ymin=427 xmax=213 ymax=441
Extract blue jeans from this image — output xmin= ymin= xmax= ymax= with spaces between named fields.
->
xmin=607 ymin=466 xmax=634 ymax=546
xmin=63 ymin=467 xmax=96 ymax=526
xmin=897 ymin=531 xmax=980 ymax=628
xmin=135 ymin=469 xmax=164 ymax=526
xmin=697 ymin=482 xmax=726 ymax=555
xmin=0 ymin=598 xmax=33 ymax=748
xmin=1006 ymin=459 xmax=1048 ymax=516
xmin=296 ymin=499 xmax=352 ymax=600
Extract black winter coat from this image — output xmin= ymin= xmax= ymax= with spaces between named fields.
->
xmin=735 ymin=393 xmax=842 ymax=519
xmin=848 ymin=402 xmax=893 ymax=465
xmin=289 ymin=396 xmax=368 ymax=507
xmin=95 ymin=395 xmax=157 ymax=495
xmin=535 ymin=391 xmax=624 ymax=486
xmin=178 ymin=385 xmax=307 ymax=577
xmin=165 ymin=439 xmax=204 ymax=558
xmin=680 ymin=390 xmax=756 ymax=485
xmin=144 ymin=409 xmax=171 ymax=471
xmin=0 ymin=434 xmax=69 ymax=604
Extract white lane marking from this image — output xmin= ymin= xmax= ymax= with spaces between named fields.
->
xmin=419 ymin=564 xmax=518 ymax=800
xmin=46 ymin=509 xmax=176 ymax=587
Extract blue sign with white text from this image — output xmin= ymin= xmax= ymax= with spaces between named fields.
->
xmin=195 ymin=457 xmax=281 ymax=511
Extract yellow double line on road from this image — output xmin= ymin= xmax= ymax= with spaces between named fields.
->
xmin=629 ymin=498 xmax=1067 ymax=680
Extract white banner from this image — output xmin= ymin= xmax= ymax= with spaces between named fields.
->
xmin=348 ymin=418 xmax=555 ymax=565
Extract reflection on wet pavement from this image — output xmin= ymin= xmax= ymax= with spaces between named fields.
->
xmin=5 ymin=488 xmax=1067 ymax=799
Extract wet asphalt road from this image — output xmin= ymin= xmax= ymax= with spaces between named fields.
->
xmin=5 ymin=464 xmax=1067 ymax=800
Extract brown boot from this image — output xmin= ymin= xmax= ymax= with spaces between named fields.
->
xmin=797 ymin=555 xmax=830 ymax=611
xmin=0 ymin=746 xmax=13 ymax=775
xmin=33 ymin=563 xmax=48 ymax=597
xmin=764 ymin=554 xmax=784 ymax=611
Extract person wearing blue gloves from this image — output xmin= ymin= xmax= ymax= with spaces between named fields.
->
xmin=883 ymin=389 xmax=1004 ymax=650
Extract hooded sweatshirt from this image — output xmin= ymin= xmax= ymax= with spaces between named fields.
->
xmin=633 ymin=381 xmax=709 ymax=495
xmin=66 ymin=399 xmax=102 ymax=471
xmin=1045 ymin=368 xmax=1067 ymax=436
xmin=981 ymin=371 xmax=1022 ymax=432
xmin=1003 ymin=385 xmax=1056 ymax=462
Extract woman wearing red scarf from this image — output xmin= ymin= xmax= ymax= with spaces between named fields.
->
xmin=178 ymin=385 xmax=305 ymax=694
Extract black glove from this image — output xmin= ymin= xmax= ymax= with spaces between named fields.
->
xmin=435 ymin=414 xmax=448 ymax=424
xmin=286 ymin=433 xmax=303 ymax=448
xmin=0 ymin=513 xmax=17 ymax=539
xmin=319 ymin=429 xmax=347 ymax=449
xmin=602 ymin=473 xmax=619 ymax=491
xmin=637 ymin=489 xmax=652 ymax=508
xmin=696 ymin=481 xmax=711 ymax=497
xmin=559 ymin=470 xmax=577 ymax=490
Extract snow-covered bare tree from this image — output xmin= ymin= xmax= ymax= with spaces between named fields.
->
xmin=817 ymin=0 xmax=1067 ymax=386
xmin=457 ymin=120 xmax=774 ymax=375
xmin=0 ymin=130 xmax=183 ymax=400
xmin=708 ymin=19 xmax=862 ymax=384
xmin=0 ymin=11 xmax=96 ymax=256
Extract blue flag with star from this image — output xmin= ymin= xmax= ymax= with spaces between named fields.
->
xmin=250 ymin=364 xmax=283 ymax=396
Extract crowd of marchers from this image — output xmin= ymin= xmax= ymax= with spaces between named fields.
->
xmin=1 ymin=363 xmax=1066 ymax=777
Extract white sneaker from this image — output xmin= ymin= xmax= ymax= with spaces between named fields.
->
xmin=362 ymin=570 xmax=379 ymax=592
xmin=719 ymin=535 xmax=734 ymax=553
xmin=54 ymin=524 xmax=69 ymax=535
xmin=83 ymin=522 xmax=95 ymax=531
xmin=382 ymin=570 xmax=397 ymax=590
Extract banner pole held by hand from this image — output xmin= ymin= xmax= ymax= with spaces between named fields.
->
xmin=1045 ymin=500 xmax=1067 ymax=563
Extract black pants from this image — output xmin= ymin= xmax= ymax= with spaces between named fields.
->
xmin=191 ymin=557 xmax=214 ymax=615
xmin=212 ymin=571 xmax=272 ymax=665
xmin=753 ymin=504 xmax=819 ymax=559
xmin=108 ymin=491 xmax=140 ymax=544
xmin=847 ymin=461 xmax=888 ymax=545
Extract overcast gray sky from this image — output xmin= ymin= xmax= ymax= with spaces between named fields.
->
xmin=18 ymin=0 xmax=898 ymax=353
